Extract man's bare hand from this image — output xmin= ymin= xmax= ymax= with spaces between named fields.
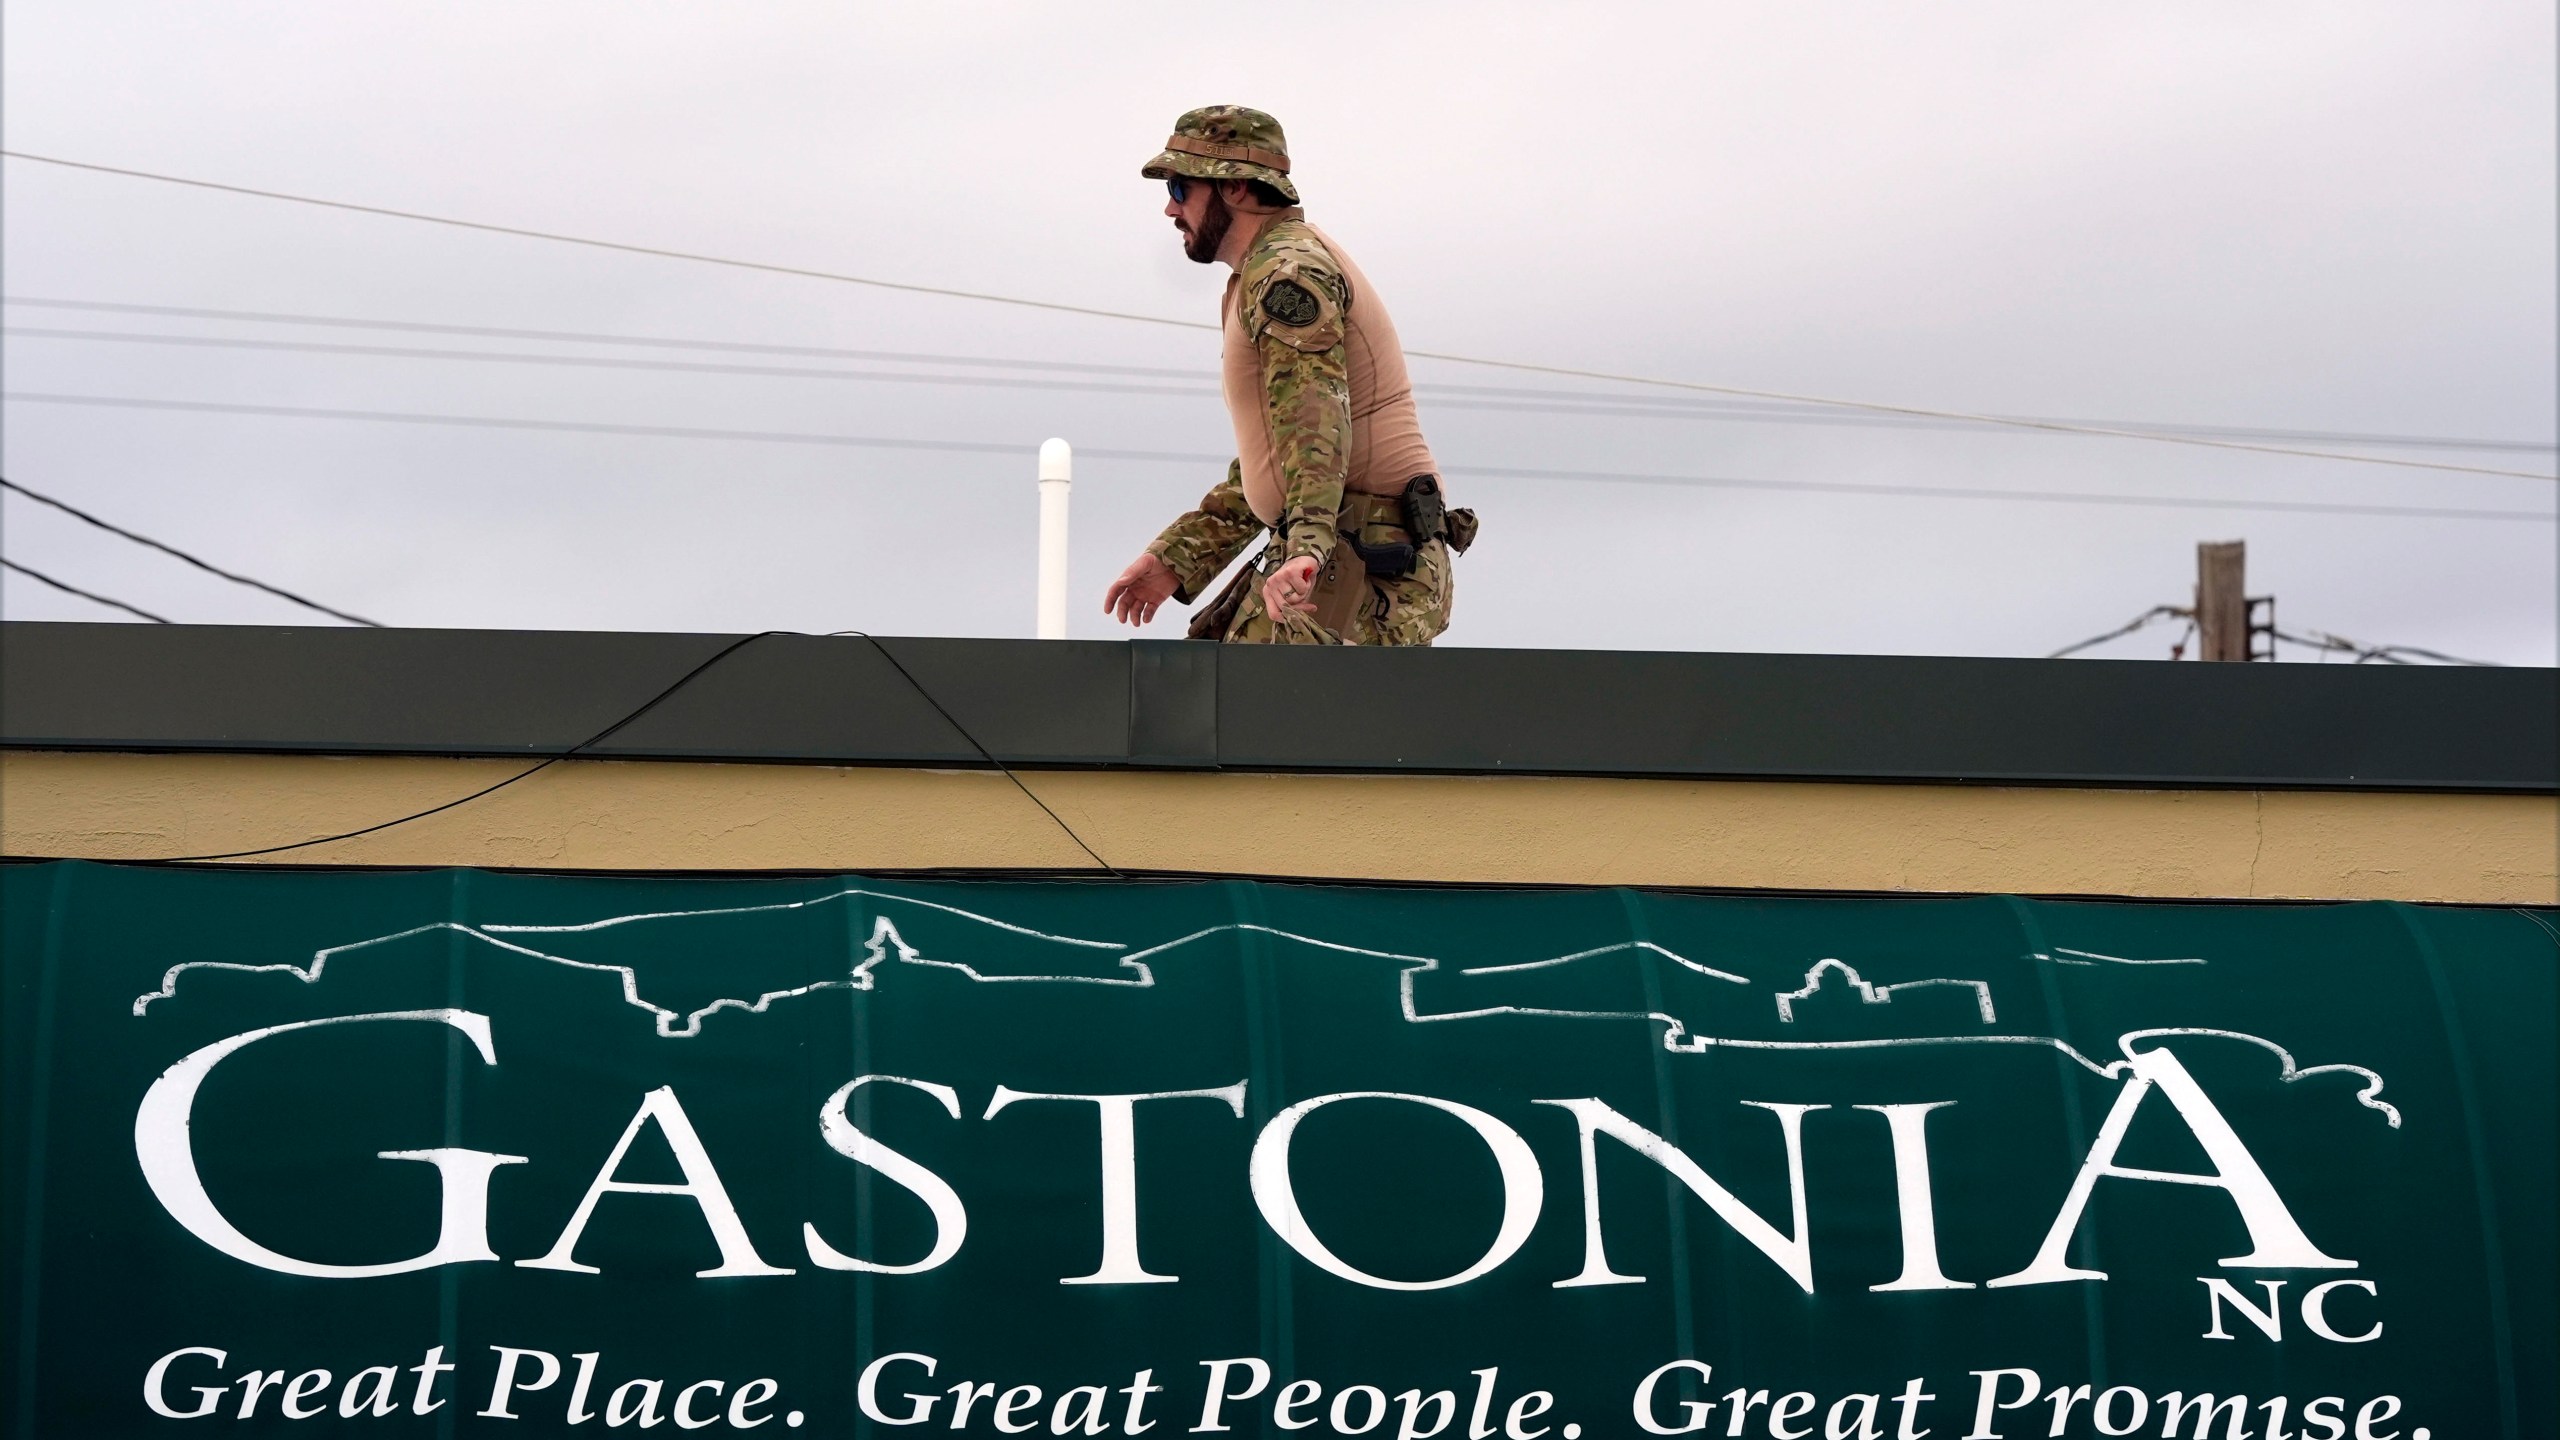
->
xmin=1261 ymin=554 xmax=1319 ymax=620
xmin=1104 ymin=552 xmax=1180 ymax=627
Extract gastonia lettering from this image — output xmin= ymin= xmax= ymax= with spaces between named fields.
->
xmin=134 ymin=1009 xmax=2355 ymax=1292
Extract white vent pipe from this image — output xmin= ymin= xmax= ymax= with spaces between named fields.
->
xmin=1036 ymin=438 xmax=1071 ymax=639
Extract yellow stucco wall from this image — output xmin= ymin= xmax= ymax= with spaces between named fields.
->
xmin=5 ymin=750 xmax=2552 ymax=902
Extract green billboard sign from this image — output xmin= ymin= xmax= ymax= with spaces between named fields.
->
xmin=4 ymin=862 xmax=2550 ymax=1437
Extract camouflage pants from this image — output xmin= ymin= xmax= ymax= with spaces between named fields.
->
xmin=1220 ymin=538 xmax=1454 ymax=645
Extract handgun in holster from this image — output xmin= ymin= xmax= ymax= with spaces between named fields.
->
xmin=1389 ymin=476 xmax=1478 ymax=561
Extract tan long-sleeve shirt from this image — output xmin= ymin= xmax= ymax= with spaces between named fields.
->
xmin=1219 ymin=213 xmax=1440 ymax=529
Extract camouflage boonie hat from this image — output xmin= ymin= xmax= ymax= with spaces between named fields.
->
xmin=1140 ymin=105 xmax=1299 ymax=204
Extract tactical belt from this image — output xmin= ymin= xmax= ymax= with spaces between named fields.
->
xmin=1339 ymin=492 xmax=1417 ymax=577
xmin=1342 ymin=477 xmax=1476 ymax=576
xmin=1186 ymin=478 xmax=1479 ymax=641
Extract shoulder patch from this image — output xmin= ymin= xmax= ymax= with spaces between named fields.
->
xmin=1262 ymin=280 xmax=1321 ymax=329
xmin=1244 ymin=255 xmax=1347 ymax=354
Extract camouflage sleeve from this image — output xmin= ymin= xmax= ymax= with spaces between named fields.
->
xmin=1146 ymin=460 xmax=1266 ymax=603
xmin=1245 ymin=258 xmax=1352 ymax=565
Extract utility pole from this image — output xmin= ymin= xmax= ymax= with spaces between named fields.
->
xmin=2195 ymin=541 xmax=2245 ymax=661
xmin=2193 ymin=540 xmax=2274 ymax=661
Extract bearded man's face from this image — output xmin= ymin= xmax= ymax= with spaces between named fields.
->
xmin=1169 ymin=183 xmax=1232 ymax=264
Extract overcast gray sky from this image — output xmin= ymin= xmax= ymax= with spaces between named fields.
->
xmin=5 ymin=2 xmax=2553 ymax=662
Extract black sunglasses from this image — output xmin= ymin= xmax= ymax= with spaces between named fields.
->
xmin=1166 ymin=177 xmax=1191 ymax=203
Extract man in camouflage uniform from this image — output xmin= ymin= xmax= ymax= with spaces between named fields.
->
xmin=1103 ymin=106 xmax=1475 ymax=645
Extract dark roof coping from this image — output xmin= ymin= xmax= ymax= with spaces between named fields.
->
xmin=3 ymin=622 xmax=2551 ymax=792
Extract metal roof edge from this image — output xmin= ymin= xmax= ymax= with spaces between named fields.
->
xmin=4 ymin=622 xmax=2551 ymax=793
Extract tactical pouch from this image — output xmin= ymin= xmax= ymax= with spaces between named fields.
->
xmin=1188 ymin=556 xmax=1258 ymax=640
xmin=1305 ymin=543 xmax=1369 ymax=639
xmin=1445 ymin=507 xmax=1478 ymax=554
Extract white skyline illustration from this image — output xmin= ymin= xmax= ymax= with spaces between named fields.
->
xmin=129 ymin=885 xmax=2397 ymax=1127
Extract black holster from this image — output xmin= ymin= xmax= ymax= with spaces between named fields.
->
xmin=1399 ymin=475 xmax=1477 ymax=556
xmin=1344 ymin=536 xmax=1416 ymax=576
xmin=1402 ymin=475 xmax=1449 ymax=545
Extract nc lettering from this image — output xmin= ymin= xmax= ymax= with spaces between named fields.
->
xmin=2199 ymin=1277 xmax=2383 ymax=1344
xmin=134 ymin=1009 xmax=2356 ymax=1295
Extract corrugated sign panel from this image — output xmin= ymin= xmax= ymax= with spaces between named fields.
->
xmin=4 ymin=863 xmax=2551 ymax=1437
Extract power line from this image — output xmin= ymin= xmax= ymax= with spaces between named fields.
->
xmin=2048 ymin=605 xmax=2502 ymax=665
xmin=1449 ymin=458 xmax=2552 ymax=520
xmin=1 ymin=297 xmax=1206 ymax=379
xmin=0 ymin=151 xmax=1212 ymax=335
xmin=5 ymin=389 xmax=1056 ymax=456
xmin=6 ymin=326 xmax=1211 ymax=400
xmin=1 ymin=476 xmax=382 ymax=625
xmin=1409 ymin=353 xmax=2560 ymax=481
xmin=13 ymin=297 xmax=2552 ymax=454
xmin=120 ymin=629 xmax=1121 ymax=870
xmin=2047 ymin=605 xmax=2187 ymax=659
xmin=12 ymin=389 xmax=2553 ymax=523
xmin=18 ymin=318 xmax=2554 ymax=452
xmin=1425 ymin=395 xmax=2560 ymax=449
xmin=57 ymin=321 xmax=2335 ymax=437
xmin=8 ymin=149 xmax=2551 ymax=482
xmin=1411 ymin=378 xmax=2557 ymax=453
xmin=2270 ymin=627 xmax=2498 ymax=666
xmin=134 ymin=632 xmax=784 ymax=861
xmin=1 ymin=555 xmax=172 ymax=622
xmin=832 ymin=630 xmax=1119 ymax=876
